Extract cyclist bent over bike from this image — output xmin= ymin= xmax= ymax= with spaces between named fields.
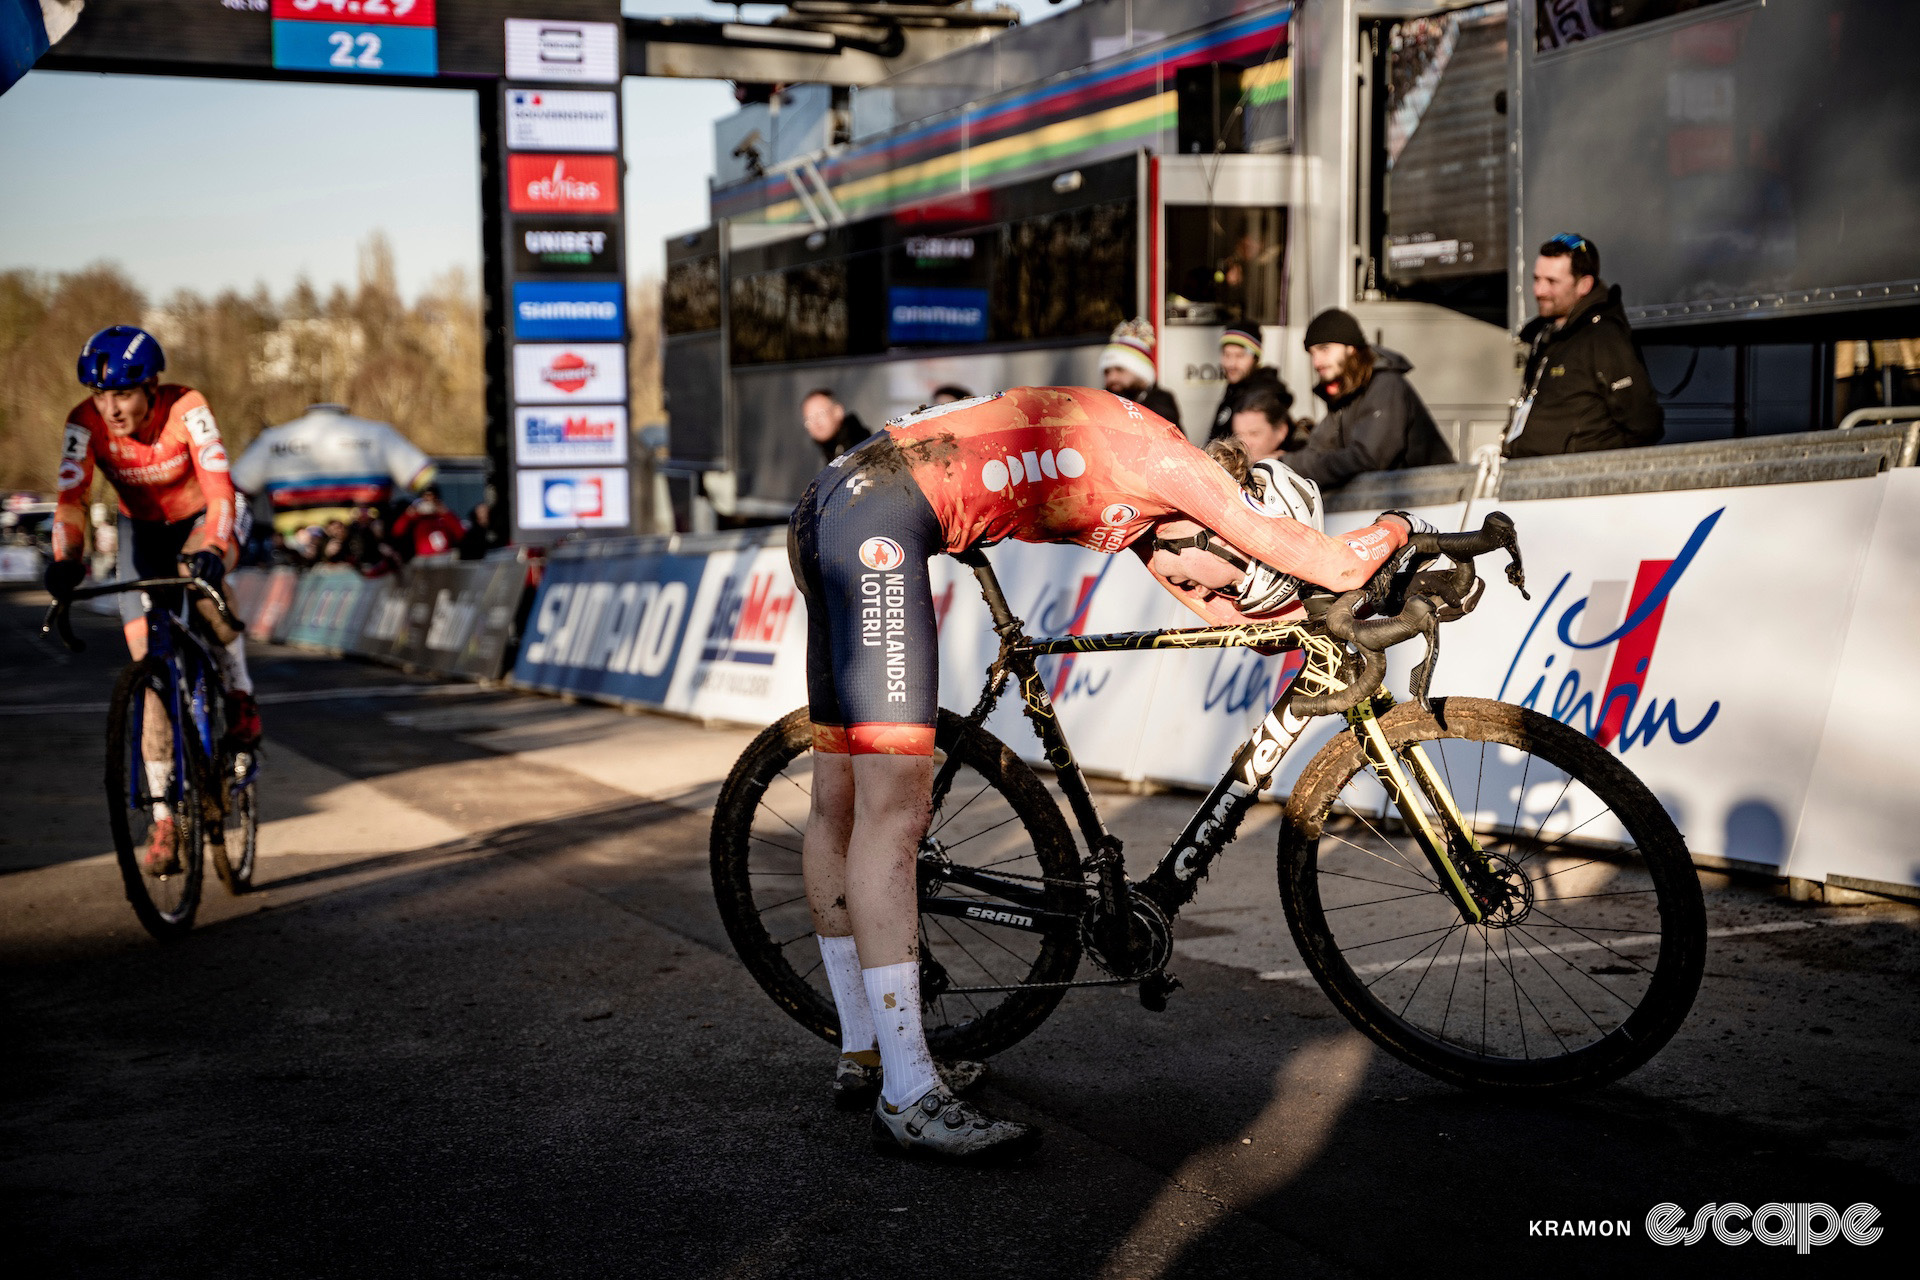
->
xmin=45 ymin=326 xmax=262 ymax=874
xmin=790 ymin=387 xmax=1419 ymax=1161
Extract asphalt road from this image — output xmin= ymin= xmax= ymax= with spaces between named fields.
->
xmin=2 ymin=586 xmax=1914 ymax=1278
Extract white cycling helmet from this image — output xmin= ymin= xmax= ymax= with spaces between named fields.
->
xmin=1233 ymin=459 xmax=1323 ymax=615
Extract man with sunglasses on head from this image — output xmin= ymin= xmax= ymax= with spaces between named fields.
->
xmin=1504 ymin=233 xmax=1664 ymax=458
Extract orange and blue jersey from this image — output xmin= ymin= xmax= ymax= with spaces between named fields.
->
xmin=53 ymin=385 xmax=235 ymax=559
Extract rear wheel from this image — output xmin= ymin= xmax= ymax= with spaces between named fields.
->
xmin=105 ymin=658 xmax=204 ymax=942
xmin=711 ymin=708 xmax=1084 ymax=1060
xmin=1279 ymin=697 xmax=1705 ymax=1090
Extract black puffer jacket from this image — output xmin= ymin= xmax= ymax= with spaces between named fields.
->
xmin=1207 ymin=366 xmax=1293 ymax=440
xmin=1288 ymin=347 xmax=1454 ymax=490
xmin=1505 ymin=282 xmax=1664 ymax=458
xmin=816 ymin=412 xmax=873 ymax=463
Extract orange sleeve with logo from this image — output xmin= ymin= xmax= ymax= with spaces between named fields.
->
xmin=171 ymin=391 xmax=237 ymax=552
xmin=52 ymin=408 xmax=97 ymax=562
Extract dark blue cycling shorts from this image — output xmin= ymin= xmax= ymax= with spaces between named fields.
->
xmin=788 ymin=435 xmax=941 ymax=755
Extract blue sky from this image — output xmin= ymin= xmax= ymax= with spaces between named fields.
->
xmin=0 ymin=1 xmax=1068 ymax=301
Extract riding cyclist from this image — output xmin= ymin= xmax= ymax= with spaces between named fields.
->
xmin=45 ymin=326 xmax=262 ymax=874
xmin=790 ymin=386 xmax=1421 ymax=1162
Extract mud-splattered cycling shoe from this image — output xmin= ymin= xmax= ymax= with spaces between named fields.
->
xmin=870 ymin=1085 xmax=1040 ymax=1163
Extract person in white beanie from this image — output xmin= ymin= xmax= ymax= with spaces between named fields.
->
xmin=1098 ymin=317 xmax=1181 ymax=427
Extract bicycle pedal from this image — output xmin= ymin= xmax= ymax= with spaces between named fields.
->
xmin=1138 ymin=971 xmax=1181 ymax=1013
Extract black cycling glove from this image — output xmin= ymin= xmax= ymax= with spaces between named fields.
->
xmin=187 ymin=549 xmax=226 ymax=590
xmin=44 ymin=557 xmax=85 ymax=600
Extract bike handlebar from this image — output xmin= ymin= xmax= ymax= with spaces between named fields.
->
xmin=1290 ymin=512 xmax=1527 ymax=718
xmin=40 ymin=576 xmax=244 ymax=655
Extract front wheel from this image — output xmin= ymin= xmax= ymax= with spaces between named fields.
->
xmin=711 ymin=708 xmax=1084 ymax=1061
xmin=209 ymin=745 xmax=259 ymax=894
xmin=105 ymin=658 xmax=205 ymax=942
xmin=1279 ymin=697 xmax=1705 ymax=1090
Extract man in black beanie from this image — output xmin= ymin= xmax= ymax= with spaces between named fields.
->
xmin=1207 ymin=323 xmax=1294 ymax=441
xmin=1287 ymin=309 xmax=1453 ymax=490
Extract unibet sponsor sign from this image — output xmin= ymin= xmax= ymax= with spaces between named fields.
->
xmin=513 ymin=217 xmax=620 ymax=275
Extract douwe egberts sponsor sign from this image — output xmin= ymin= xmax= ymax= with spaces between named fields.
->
xmin=512 ymin=343 xmax=627 ymax=403
xmin=506 ymin=88 xmax=617 ymax=151
xmin=514 ymin=405 xmax=628 ymax=466
xmin=508 ymin=154 xmax=619 ymax=214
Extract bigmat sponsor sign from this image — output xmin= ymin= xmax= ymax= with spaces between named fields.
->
xmin=514 ymin=405 xmax=627 ymax=466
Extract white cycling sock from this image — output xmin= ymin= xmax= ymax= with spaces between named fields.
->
xmin=145 ymin=760 xmax=173 ymax=820
xmin=221 ymin=633 xmax=253 ymax=695
xmin=818 ymin=935 xmax=877 ymax=1053
xmin=864 ymin=961 xmax=938 ymax=1108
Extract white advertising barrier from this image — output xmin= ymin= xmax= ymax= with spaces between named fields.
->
xmin=511 ymin=469 xmax=1920 ymax=892
xmin=1788 ymin=467 xmax=1920 ymax=892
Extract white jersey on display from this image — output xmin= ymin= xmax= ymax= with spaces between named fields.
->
xmin=231 ymin=405 xmax=434 ymax=532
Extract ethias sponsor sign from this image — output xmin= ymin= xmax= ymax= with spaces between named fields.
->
xmin=508 ymin=154 xmax=619 ymax=214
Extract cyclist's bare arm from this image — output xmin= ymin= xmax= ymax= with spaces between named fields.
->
xmin=1130 ymin=541 xmax=1293 ymax=629
xmin=1150 ymin=453 xmax=1404 ymax=593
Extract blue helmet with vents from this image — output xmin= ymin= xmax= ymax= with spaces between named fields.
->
xmin=77 ymin=326 xmax=166 ymax=391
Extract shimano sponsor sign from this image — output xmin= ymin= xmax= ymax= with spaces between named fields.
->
xmin=504 ymin=18 xmax=620 ymax=84
xmin=512 ymin=281 xmax=625 ymax=341
xmin=512 ymin=343 xmax=626 ymax=403
xmin=505 ymin=89 xmax=617 ymax=151
xmin=887 ymin=286 xmax=988 ymax=344
xmin=513 ymin=217 xmax=619 ymax=275
xmin=514 ymin=406 xmax=628 ymax=466
xmin=513 ymin=551 xmax=708 ymax=705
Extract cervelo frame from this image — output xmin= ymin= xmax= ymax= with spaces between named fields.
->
xmin=917 ymin=544 xmax=1511 ymax=999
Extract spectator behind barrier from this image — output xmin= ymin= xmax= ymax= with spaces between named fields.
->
xmin=1098 ymin=317 xmax=1182 ymax=427
xmin=1505 ymin=233 xmax=1664 ymax=458
xmin=1230 ymin=387 xmax=1307 ymax=462
xmin=392 ymin=485 xmax=466 ymax=560
xmin=801 ymin=387 xmax=873 ymax=463
xmin=930 ymin=385 xmax=973 ymax=405
xmin=459 ymin=502 xmax=497 ymax=560
xmin=1207 ymin=324 xmax=1294 ymax=441
xmin=1289 ymin=309 xmax=1454 ymax=491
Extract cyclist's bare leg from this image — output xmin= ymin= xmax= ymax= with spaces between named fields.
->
xmin=803 ymin=751 xmax=857 ymax=937
xmin=178 ymin=528 xmax=254 ymax=694
xmin=803 ymin=753 xmax=934 ymax=964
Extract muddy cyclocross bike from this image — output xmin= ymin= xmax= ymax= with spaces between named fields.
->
xmin=711 ymin=513 xmax=1707 ymax=1089
xmin=44 ymin=574 xmax=261 ymax=941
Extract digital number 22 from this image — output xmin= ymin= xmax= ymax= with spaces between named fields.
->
xmin=327 ymin=32 xmax=384 ymax=71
